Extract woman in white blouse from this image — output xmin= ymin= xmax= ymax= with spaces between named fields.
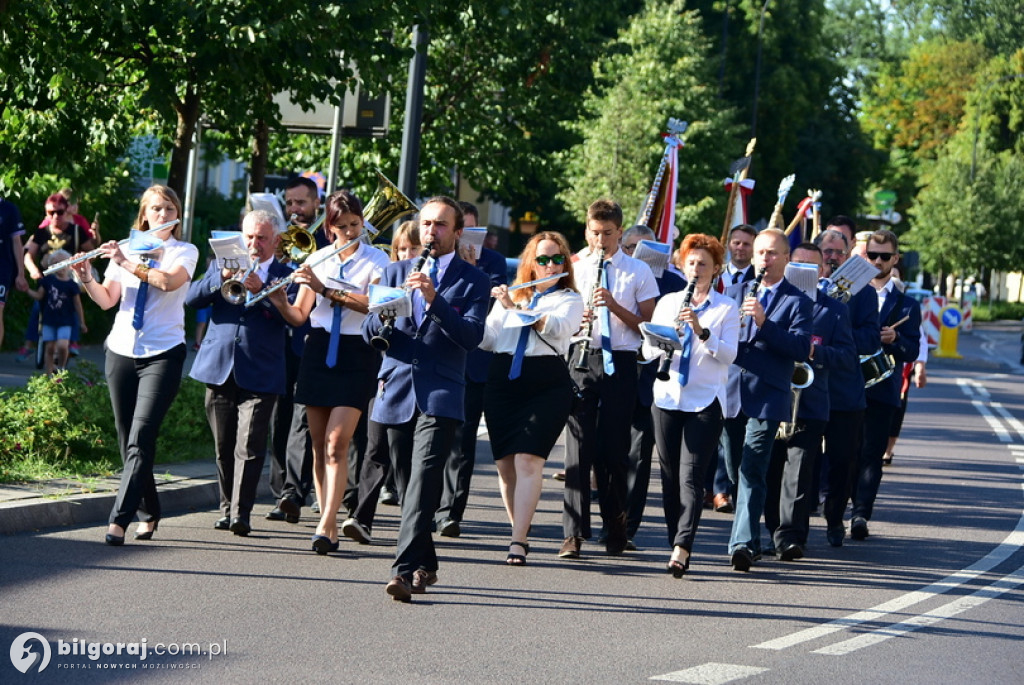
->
xmin=72 ymin=185 xmax=199 ymax=546
xmin=644 ymin=233 xmax=739 ymax=576
xmin=269 ymin=189 xmax=390 ymax=555
xmin=482 ymin=232 xmax=583 ymax=565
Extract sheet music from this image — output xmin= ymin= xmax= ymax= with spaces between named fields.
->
xmin=248 ymin=192 xmax=286 ymax=228
xmin=632 ymin=240 xmax=671 ymax=278
xmin=829 ymin=254 xmax=880 ymax=297
xmin=461 ymin=227 xmax=487 ymax=260
xmin=639 ymin=322 xmax=682 ymax=351
xmin=503 ymin=310 xmax=543 ymax=329
xmin=784 ymin=262 xmax=820 ymax=299
xmin=367 ymin=284 xmax=412 ymax=318
xmin=208 ymin=233 xmax=250 ymax=271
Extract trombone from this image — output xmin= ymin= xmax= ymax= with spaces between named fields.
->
xmin=42 ymin=219 xmax=180 ymax=276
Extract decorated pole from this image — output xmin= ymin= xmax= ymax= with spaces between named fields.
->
xmin=637 ymin=118 xmax=688 ymax=245
xmin=720 ymin=138 xmax=757 ymax=244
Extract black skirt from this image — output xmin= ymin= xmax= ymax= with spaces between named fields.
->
xmin=295 ymin=329 xmax=380 ymax=409
xmin=484 ymin=354 xmax=573 ymax=460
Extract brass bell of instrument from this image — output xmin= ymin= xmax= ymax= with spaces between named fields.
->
xmin=280 ymin=213 xmax=325 ymax=266
xmin=362 ymin=169 xmax=417 ymax=239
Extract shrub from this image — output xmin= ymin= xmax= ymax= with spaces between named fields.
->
xmin=0 ymin=361 xmax=212 ymax=483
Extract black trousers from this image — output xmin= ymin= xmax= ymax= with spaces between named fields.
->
xmin=765 ymin=418 xmax=827 ymax=547
xmin=852 ymin=400 xmax=896 ymax=521
xmin=105 ymin=344 xmax=186 ymax=529
xmin=351 ymin=397 xmax=391 ymax=530
xmin=388 ymin=413 xmax=461 ymax=578
xmin=436 ymin=377 xmax=485 ymax=525
xmin=822 ymin=408 xmax=864 ymax=529
xmin=205 ymin=374 xmax=278 ymax=521
xmin=625 ymin=399 xmax=655 ymax=539
xmin=652 ymin=401 xmax=723 ymax=551
xmin=563 ymin=347 xmax=637 ymax=539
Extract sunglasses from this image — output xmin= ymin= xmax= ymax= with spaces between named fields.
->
xmin=47 ymin=209 xmax=67 ymax=216
xmin=866 ymin=251 xmax=896 ymax=261
xmin=535 ymin=254 xmax=566 ymax=266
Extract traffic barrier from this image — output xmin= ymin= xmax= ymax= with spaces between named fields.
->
xmin=960 ymin=299 xmax=973 ymax=333
xmin=921 ymin=295 xmax=945 ymax=348
xmin=933 ymin=304 xmax=963 ymax=358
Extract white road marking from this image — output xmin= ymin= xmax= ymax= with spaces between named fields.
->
xmin=650 ymin=663 xmax=770 ymax=684
xmin=991 ymin=402 xmax=1024 ymax=441
xmin=813 ymin=563 xmax=1024 ymax=655
xmin=971 ymin=399 xmax=1011 ymax=442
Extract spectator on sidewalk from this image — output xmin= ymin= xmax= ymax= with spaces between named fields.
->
xmin=0 ymin=196 xmax=29 ymax=350
xmin=26 ymin=249 xmax=87 ymax=374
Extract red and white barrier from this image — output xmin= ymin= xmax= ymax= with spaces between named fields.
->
xmin=921 ymin=295 xmax=945 ymax=348
xmin=960 ymin=299 xmax=973 ymax=333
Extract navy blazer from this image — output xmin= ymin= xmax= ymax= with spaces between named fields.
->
xmin=185 ymin=260 xmax=292 ymax=395
xmin=866 ymin=284 xmax=922 ymax=407
xmin=797 ymin=290 xmax=857 ymax=422
xmin=727 ymin=278 xmax=814 ymax=422
xmin=362 ymin=254 xmax=491 ymax=424
xmin=827 ymin=285 xmax=879 ymax=412
xmin=465 ymin=247 xmax=507 ymax=384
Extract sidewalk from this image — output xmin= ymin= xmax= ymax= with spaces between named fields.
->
xmin=2 ymin=321 xmax=1022 ymax=537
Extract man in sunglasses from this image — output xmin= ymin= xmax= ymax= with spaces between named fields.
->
xmin=849 ymin=229 xmax=921 ymax=542
xmin=18 ymin=193 xmax=95 ymax=363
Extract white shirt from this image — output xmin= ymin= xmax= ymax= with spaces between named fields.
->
xmin=574 ymin=249 xmax=659 ymax=351
xmin=643 ymin=289 xmax=739 ymax=414
xmin=481 ymin=288 xmax=584 ymax=357
xmin=721 ymin=263 xmax=753 ymax=288
xmin=307 ymin=241 xmax=390 ymax=334
xmin=874 ymin=277 xmax=897 ymax=313
xmin=104 ymin=237 xmax=199 ymax=358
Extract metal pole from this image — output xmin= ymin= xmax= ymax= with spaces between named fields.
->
xmin=327 ymin=103 xmax=344 ymax=193
xmin=398 ymin=24 xmax=428 ymax=201
xmin=182 ymin=122 xmax=202 ymax=244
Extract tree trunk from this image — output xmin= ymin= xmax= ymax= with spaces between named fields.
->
xmin=167 ymin=88 xmax=202 ymax=198
xmin=248 ymin=118 xmax=270 ymax=195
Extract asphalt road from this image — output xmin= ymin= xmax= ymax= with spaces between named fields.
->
xmin=2 ymin=323 xmax=1023 ymax=684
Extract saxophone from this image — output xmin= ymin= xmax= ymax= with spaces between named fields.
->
xmin=572 ymin=247 xmax=606 ymax=371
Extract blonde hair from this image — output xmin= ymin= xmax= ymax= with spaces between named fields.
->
xmin=390 ymin=220 xmax=422 ymax=261
xmin=42 ymin=249 xmax=72 ymax=269
xmin=134 ymin=186 xmax=183 ymax=239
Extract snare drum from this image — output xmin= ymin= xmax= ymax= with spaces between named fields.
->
xmin=860 ymin=349 xmax=895 ymax=388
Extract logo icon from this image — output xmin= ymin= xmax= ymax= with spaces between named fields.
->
xmin=10 ymin=632 xmax=51 ymax=674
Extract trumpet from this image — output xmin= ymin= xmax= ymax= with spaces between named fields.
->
xmin=777 ymin=361 xmax=815 ymax=440
xmin=656 ymin=278 xmax=696 ymax=382
xmin=370 ymin=243 xmax=433 ymax=352
xmin=221 ymin=252 xmax=259 ymax=305
xmin=572 ymin=247 xmax=605 ymax=371
xmin=42 ymin=219 xmax=180 ymax=276
xmin=280 ymin=213 xmax=325 ymax=265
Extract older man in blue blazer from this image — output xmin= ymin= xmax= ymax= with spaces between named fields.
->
xmin=850 ymin=229 xmax=921 ymax=541
xmin=362 ymin=196 xmax=490 ymax=602
xmin=765 ymin=243 xmax=857 ymax=561
xmin=186 ymin=209 xmax=291 ymax=536
xmin=725 ymin=228 xmax=813 ymax=571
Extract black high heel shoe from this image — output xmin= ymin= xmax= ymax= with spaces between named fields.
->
xmin=134 ymin=520 xmax=159 ymax=541
xmin=506 ymin=541 xmax=530 ymax=566
xmin=105 ymin=525 xmax=125 ymax=546
xmin=667 ymin=547 xmax=690 ymax=578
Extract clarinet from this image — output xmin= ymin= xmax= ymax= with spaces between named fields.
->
xmin=739 ymin=266 xmax=767 ymax=333
xmin=370 ymin=242 xmax=434 ymax=352
xmin=572 ymin=247 xmax=606 ymax=371
xmin=655 ymin=278 xmax=696 ymax=381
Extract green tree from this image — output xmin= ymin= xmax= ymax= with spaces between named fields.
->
xmin=559 ymin=0 xmax=739 ymax=237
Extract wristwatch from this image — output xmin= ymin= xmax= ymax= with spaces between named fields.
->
xmin=698 ymin=327 xmax=711 ymax=342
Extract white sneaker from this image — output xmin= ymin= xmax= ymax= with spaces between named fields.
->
xmin=341 ymin=517 xmax=372 ymax=545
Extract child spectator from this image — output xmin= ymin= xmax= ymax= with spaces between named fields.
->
xmin=26 ymin=249 xmax=86 ymax=374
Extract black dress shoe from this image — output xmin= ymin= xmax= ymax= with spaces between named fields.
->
xmin=311 ymin=535 xmax=339 ymax=555
xmin=437 ymin=518 xmax=461 ymax=538
xmin=105 ymin=533 xmax=125 ymax=546
xmin=826 ymin=525 xmax=845 ymax=547
xmin=134 ymin=520 xmax=159 ymax=541
xmin=265 ymin=507 xmax=287 ymax=521
xmin=277 ymin=498 xmax=301 ymax=523
xmin=730 ymin=547 xmax=754 ymax=572
xmin=605 ymin=512 xmax=628 ymax=556
xmin=229 ymin=518 xmax=251 ymax=536
xmin=850 ymin=516 xmax=869 ymax=540
xmin=214 ymin=516 xmax=231 ymax=530
xmin=779 ymin=542 xmax=805 ymax=561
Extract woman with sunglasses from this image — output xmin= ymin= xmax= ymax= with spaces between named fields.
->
xmin=481 ymin=232 xmax=583 ymax=565
xmin=643 ymin=233 xmax=739 ymax=576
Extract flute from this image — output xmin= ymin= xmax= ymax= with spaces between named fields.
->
xmin=42 ymin=219 xmax=180 ymax=276
xmin=508 ymin=273 xmax=567 ymax=292
xmin=246 ymin=230 xmax=368 ymax=307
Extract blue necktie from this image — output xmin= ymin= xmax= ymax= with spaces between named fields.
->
xmin=131 ymin=257 xmax=154 ymax=331
xmin=678 ymin=300 xmax=711 ymax=386
xmin=599 ymin=263 xmax=614 ymax=375
xmin=429 ymin=258 xmax=439 ymax=288
xmin=326 ymin=261 xmax=345 ymax=368
xmin=508 ymin=285 xmax=557 ymax=380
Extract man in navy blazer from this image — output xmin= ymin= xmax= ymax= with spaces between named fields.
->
xmin=765 ymin=243 xmax=856 ymax=560
xmin=434 ymin=201 xmax=506 ymax=537
xmin=186 ymin=210 xmax=292 ymax=536
xmin=362 ymin=196 xmax=490 ymax=602
xmin=725 ymin=228 xmax=813 ymax=571
xmin=850 ymin=229 xmax=921 ymax=541
xmin=815 ymin=224 xmax=880 ymax=547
